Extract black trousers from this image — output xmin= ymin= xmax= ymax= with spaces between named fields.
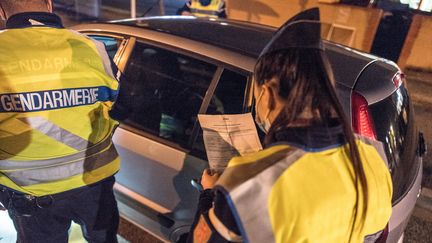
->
xmin=0 ymin=176 xmax=119 ymax=243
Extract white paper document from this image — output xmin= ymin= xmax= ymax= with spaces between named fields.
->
xmin=198 ymin=113 xmax=263 ymax=172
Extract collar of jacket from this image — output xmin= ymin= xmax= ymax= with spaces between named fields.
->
xmin=6 ymin=12 xmax=64 ymax=29
xmin=270 ymin=119 xmax=346 ymax=152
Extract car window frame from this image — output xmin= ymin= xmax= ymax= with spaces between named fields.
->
xmin=83 ymin=32 xmax=129 ymax=67
xmin=83 ymin=31 xmax=255 ymax=153
xmin=188 ymin=68 xmax=254 ymax=159
xmin=117 ymin=37 xmax=226 ymax=152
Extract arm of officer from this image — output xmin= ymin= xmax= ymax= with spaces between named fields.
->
xmin=107 ymin=63 xmax=132 ymax=121
xmin=188 ymin=170 xmax=242 ymax=242
xmin=188 ymin=170 xmax=218 ymax=242
xmin=89 ymin=38 xmax=132 ymax=121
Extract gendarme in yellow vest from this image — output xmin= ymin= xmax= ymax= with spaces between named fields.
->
xmin=213 ymin=135 xmax=393 ymax=243
xmin=0 ymin=26 xmax=120 ymax=196
xmin=189 ymin=0 xmax=224 ymax=18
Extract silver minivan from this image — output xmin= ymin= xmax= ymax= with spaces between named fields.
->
xmin=73 ymin=16 xmax=425 ymax=243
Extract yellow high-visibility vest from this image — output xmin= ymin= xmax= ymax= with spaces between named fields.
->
xmin=214 ymin=135 xmax=393 ymax=243
xmin=0 ymin=26 xmax=120 ymax=196
xmin=189 ymin=0 xmax=224 ymax=18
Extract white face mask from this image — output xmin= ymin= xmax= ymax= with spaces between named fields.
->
xmin=254 ymin=88 xmax=271 ymax=134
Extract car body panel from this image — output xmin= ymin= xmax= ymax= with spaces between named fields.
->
xmin=111 ymin=16 xmax=276 ymax=57
xmin=114 ymin=129 xmax=186 ymax=212
xmin=73 ymin=23 xmax=256 ymax=72
xmin=387 ymin=157 xmax=422 ymax=243
xmin=72 ymin=17 xmax=382 ymax=88
xmin=325 ymin=44 xmax=377 ymax=89
xmin=355 ymin=59 xmax=401 ymax=104
xmin=110 ymin=17 xmax=389 ymax=90
xmin=113 ymin=126 xmax=207 ymax=241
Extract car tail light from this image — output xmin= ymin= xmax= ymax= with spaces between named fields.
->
xmin=351 ymin=91 xmax=377 ymax=140
xmin=392 ymin=72 xmax=404 ymax=88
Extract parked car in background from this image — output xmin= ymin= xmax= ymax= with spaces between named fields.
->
xmin=72 ymin=16 xmax=425 ymax=243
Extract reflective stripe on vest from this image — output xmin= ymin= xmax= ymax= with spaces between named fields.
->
xmin=17 ymin=116 xmax=92 ymax=151
xmin=215 ymin=135 xmax=390 ymax=243
xmin=355 ymin=134 xmax=388 ymax=168
xmin=216 ymin=147 xmax=303 ymax=243
xmin=0 ymin=86 xmax=117 ymax=113
xmin=209 ymin=207 xmax=243 ymax=242
xmin=190 ymin=0 xmax=223 ymax=17
xmin=0 ymin=136 xmax=117 ymax=186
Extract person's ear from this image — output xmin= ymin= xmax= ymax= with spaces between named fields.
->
xmin=261 ymin=84 xmax=276 ymax=111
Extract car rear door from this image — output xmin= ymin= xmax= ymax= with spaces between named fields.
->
xmin=106 ymin=36 xmax=253 ymax=241
xmin=111 ymin=38 xmax=216 ymax=232
xmin=84 ymin=29 xmax=253 ymax=240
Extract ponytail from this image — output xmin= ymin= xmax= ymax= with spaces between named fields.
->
xmin=319 ymin=51 xmax=368 ymax=240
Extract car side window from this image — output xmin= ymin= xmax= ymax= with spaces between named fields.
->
xmin=191 ymin=69 xmax=249 ymax=158
xmin=89 ymin=35 xmax=121 ymax=60
xmin=119 ymin=41 xmax=217 ymax=147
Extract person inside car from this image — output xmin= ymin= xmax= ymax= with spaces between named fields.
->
xmin=188 ymin=8 xmax=393 ymax=243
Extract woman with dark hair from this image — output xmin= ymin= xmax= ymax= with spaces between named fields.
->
xmin=188 ymin=8 xmax=392 ymax=243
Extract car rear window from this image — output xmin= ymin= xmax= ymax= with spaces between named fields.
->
xmin=370 ymin=87 xmax=409 ymax=170
xmin=369 ymin=84 xmax=413 ymax=201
